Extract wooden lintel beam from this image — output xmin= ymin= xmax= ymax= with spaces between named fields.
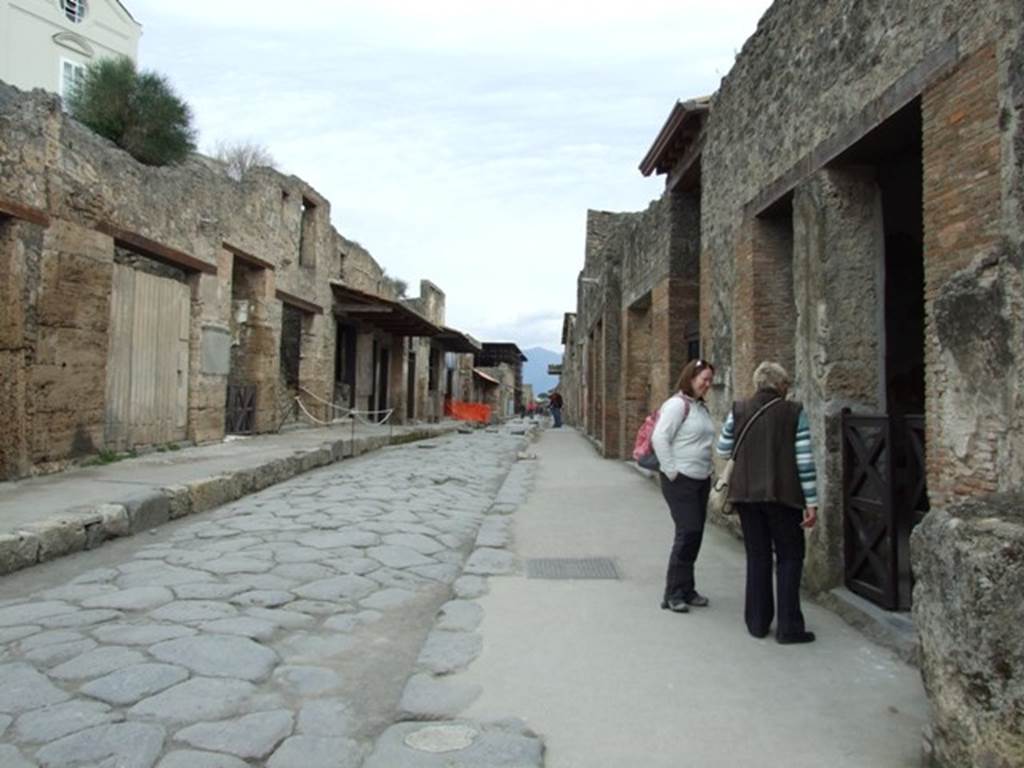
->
xmin=97 ymin=222 xmax=216 ymax=275
xmin=276 ymin=289 xmax=323 ymax=314
xmin=223 ymin=241 xmax=275 ymax=271
xmin=0 ymin=196 xmax=50 ymax=227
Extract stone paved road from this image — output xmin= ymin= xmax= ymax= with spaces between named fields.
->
xmin=0 ymin=430 xmax=538 ymax=768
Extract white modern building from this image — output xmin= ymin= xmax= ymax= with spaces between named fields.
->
xmin=0 ymin=0 xmax=141 ymax=101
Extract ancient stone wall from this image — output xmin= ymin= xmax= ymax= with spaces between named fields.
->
xmin=695 ymin=1 xmax=1024 ymax=763
xmin=701 ymin=0 xmax=1022 ymax=493
xmin=911 ymin=498 xmax=1024 ymax=768
xmin=574 ymin=192 xmax=701 ymax=455
xmin=0 ymin=83 xmax=413 ymax=477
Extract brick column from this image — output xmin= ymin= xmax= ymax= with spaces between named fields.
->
xmin=921 ymin=43 xmax=1002 ymax=505
xmin=732 ymin=213 xmax=796 ymax=400
xmin=620 ymin=298 xmax=653 ymax=458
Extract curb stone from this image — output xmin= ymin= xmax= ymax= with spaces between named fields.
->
xmin=391 ymin=441 xmax=539 ymax=736
xmin=0 ymin=425 xmax=457 ymax=578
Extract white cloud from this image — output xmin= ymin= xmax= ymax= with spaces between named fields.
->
xmin=129 ymin=0 xmax=773 ymax=348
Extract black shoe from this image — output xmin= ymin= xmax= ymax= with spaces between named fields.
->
xmin=684 ymin=591 xmax=709 ymax=607
xmin=777 ymin=631 xmax=816 ymax=645
xmin=660 ymin=598 xmax=690 ymax=613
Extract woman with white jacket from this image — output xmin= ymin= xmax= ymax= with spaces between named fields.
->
xmin=651 ymin=359 xmax=717 ymax=613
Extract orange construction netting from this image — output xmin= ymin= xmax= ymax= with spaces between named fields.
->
xmin=445 ymin=400 xmax=492 ymax=423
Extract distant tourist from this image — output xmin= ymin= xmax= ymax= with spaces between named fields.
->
xmin=548 ymin=391 xmax=564 ymax=428
xmin=651 ymin=359 xmax=716 ymax=613
xmin=716 ymin=361 xmax=818 ymax=644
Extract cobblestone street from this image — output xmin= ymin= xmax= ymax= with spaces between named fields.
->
xmin=0 ymin=430 xmax=537 ymax=767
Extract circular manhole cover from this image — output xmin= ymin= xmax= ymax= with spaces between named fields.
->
xmin=404 ymin=724 xmax=478 ymax=753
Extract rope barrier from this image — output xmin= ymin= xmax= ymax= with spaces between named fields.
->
xmin=294 ymin=389 xmax=394 ymax=427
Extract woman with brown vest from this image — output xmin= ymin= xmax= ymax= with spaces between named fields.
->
xmin=716 ymin=361 xmax=819 ymax=644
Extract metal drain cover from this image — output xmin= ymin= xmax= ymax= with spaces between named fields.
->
xmin=526 ymin=558 xmax=619 ymax=579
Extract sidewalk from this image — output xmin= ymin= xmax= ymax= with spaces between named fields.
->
xmin=0 ymin=420 xmax=459 ymax=576
xmin=457 ymin=427 xmax=930 ymax=767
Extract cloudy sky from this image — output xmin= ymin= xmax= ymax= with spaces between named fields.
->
xmin=129 ymin=0 xmax=772 ymax=351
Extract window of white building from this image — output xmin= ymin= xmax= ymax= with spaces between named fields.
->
xmin=60 ymin=59 xmax=86 ymax=103
xmin=61 ymin=0 xmax=88 ymax=24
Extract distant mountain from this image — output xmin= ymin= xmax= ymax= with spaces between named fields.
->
xmin=522 ymin=347 xmax=562 ymax=397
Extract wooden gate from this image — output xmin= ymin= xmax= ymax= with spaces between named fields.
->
xmin=841 ymin=411 xmax=929 ymax=610
xmin=225 ymin=385 xmax=256 ymax=434
xmin=105 ymin=263 xmax=190 ymax=449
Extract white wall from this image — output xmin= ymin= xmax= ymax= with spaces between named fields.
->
xmin=0 ymin=0 xmax=141 ymax=98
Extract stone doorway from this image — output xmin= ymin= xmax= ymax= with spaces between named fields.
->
xmin=830 ymin=97 xmax=928 ymax=610
xmin=334 ymin=320 xmax=357 ymax=411
xmin=226 ymin=257 xmax=271 ymax=434
xmin=104 ymin=254 xmax=191 ymax=450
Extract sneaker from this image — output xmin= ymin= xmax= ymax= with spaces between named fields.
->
xmin=684 ymin=591 xmax=709 ymax=607
xmin=660 ymin=598 xmax=690 ymax=613
xmin=776 ymin=631 xmax=816 ymax=645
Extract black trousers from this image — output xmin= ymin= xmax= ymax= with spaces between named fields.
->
xmin=737 ymin=502 xmax=807 ymax=638
xmin=659 ymin=473 xmax=710 ymax=601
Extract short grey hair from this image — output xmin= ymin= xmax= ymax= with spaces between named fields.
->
xmin=753 ymin=361 xmax=791 ymax=393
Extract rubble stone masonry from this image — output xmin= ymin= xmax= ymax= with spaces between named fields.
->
xmin=565 ymin=1 xmax=1023 ymax=763
xmin=0 ymin=83 xmax=409 ymax=479
xmin=695 ymin=1 xmax=1023 ymax=765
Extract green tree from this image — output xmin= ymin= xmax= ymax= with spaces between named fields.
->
xmin=67 ymin=57 xmax=197 ymax=166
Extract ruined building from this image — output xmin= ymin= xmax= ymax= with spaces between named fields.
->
xmin=0 ymin=83 xmax=483 ymax=482
xmin=561 ymin=1 xmax=1024 ymax=765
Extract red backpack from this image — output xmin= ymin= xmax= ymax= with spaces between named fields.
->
xmin=632 ymin=394 xmax=688 ymax=469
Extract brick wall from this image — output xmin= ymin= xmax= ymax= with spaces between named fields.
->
xmin=621 ymin=299 xmax=653 ymax=457
xmin=922 ymin=43 xmax=1004 ymax=505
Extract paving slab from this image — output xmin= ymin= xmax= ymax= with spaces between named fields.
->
xmin=175 ymin=709 xmax=294 ymax=759
xmin=0 ymin=422 xmax=459 ymax=576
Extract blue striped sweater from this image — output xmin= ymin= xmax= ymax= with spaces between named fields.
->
xmin=716 ymin=408 xmax=818 ymax=506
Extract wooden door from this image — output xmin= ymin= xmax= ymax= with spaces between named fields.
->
xmin=105 ymin=263 xmax=190 ymax=449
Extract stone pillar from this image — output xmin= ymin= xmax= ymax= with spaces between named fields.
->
xmin=792 ymin=168 xmax=885 ymax=593
xmin=912 ymin=500 xmax=1024 ymax=768
xmin=389 ymin=340 xmax=407 ymax=424
xmin=0 ymin=219 xmax=42 ymax=480
xmin=913 ymin=43 xmax=1023 ymax=768
xmin=32 ymin=220 xmax=114 ymax=466
xmin=190 ymin=250 xmax=231 ymax=443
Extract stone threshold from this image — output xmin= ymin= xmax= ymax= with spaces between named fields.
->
xmin=0 ymin=424 xmax=459 ymax=578
xmin=625 ymin=458 xmax=920 ymax=666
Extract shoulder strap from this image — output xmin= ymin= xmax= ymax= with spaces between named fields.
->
xmin=731 ymin=397 xmax=783 ymax=458
xmin=679 ymin=393 xmax=690 ymax=422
